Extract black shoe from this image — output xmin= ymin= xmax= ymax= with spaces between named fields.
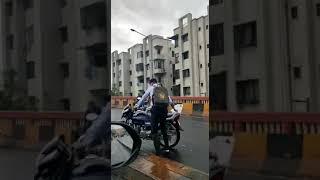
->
xmin=161 ymin=147 xmax=172 ymax=153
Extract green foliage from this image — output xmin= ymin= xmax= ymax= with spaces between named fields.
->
xmin=111 ymin=84 xmax=122 ymax=96
xmin=0 ymin=69 xmax=39 ymax=111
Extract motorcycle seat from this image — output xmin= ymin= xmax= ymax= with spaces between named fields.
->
xmin=166 ymin=112 xmax=179 ymax=121
xmin=133 ymin=111 xmax=151 ymax=117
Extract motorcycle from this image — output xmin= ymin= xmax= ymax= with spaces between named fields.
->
xmin=34 ymin=122 xmax=142 ymax=180
xmin=121 ymin=103 xmax=184 ymax=148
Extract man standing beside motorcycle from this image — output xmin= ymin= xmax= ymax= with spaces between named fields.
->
xmin=134 ymin=78 xmax=176 ymax=155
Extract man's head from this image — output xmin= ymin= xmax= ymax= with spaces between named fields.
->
xmin=148 ymin=78 xmax=157 ymax=86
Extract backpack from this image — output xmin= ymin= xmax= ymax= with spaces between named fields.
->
xmin=152 ymin=84 xmax=169 ymax=106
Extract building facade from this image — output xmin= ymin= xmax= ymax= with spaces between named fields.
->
xmin=209 ymin=0 xmax=320 ymax=112
xmin=128 ymin=44 xmax=144 ymax=96
xmin=0 ymin=0 xmax=110 ymax=111
xmin=111 ymin=50 xmax=130 ymax=96
xmin=112 ymin=13 xmax=209 ymax=97
xmin=142 ymin=35 xmax=174 ymax=95
xmin=171 ymin=14 xmax=209 ymax=96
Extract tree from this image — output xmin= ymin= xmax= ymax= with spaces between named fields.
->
xmin=111 ymin=84 xmax=122 ymax=96
xmin=0 ymin=69 xmax=39 ymax=111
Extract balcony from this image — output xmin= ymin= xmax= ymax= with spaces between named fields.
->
xmin=79 ymin=0 xmax=105 ymax=7
xmin=153 ymin=53 xmax=166 ymax=60
xmin=136 ymin=71 xmax=144 ymax=77
xmin=136 ymin=83 xmax=144 ymax=90
xmin=80 ymin=28 xmax=106 ymax=47
xmin=154 ymin=68 xmax=165 ymax=75
xmin=80 ymin=2 xmax=106 ymax=46
xmin=87 ymin=68 xmax=108 ymax=91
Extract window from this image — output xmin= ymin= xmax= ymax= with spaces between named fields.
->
xmin=174 ymin=70 xmax=180 ymax=79
xmin=25 ymin=26 xmax=34 ymax=51
xmin=129 ymin=59 xmax=132 ymax=64
xmin=60 ymin=0 xmax=67 ymax=8
xmin=145 ymin=50 xmax=149 ymax=57
xmin=182 ymin=33 xmax=188 ymax=42
xmin=236 ymin=79 xmax=260 ymax=105
xmin=93 ymin=55 xmax=107 ymax=67
xmin=137 ymin=51 xmax=143 ymax=58
xmin=129 ymin=82 xmax=132 ymax=86
xmin=317 ymin=4 xmax=320 ymax=16
xmin=294 ymin=67 xmax=302 ymax=79
xmin=113 ymin=73 xmax=115 ymax=78
xmin=200 ymin=64 xmax=203 ymax=68
xmin=206 ymin=25 xmax=208 ymax=30
xmin=198 ymin=27 xmax=201 ymax=31
xmin=117 ymin=59 xmax=121 ymax=65
xmin=175 ymin=38 xmax=179 ymax=47
xmin=129 ymin=70 xmax=132 ymax=75
xmin=59 ymin=26 xmax=68 ymax=43
xmin=26 ymin=61 xmax=35 ymax=79
xmin=199 ymin=45 xmax=202 ymax=50
xmin=136 ymin=63 xmax=144 ymax=71
xmin=60 ymin=63 xmax=69 ymax=78
xmin=183 ymin=87 xmax=191 ymax=96
xmin=183 ymin=69 xmax=190 ymax=78
xmin=146 ymin=64 xmax=150 ymax=70
xmin=80 ymin=3 xmax=106 ymax=29
xmin=210 ymin=0 xmax=223 ymax=6
xmin=6 ymin=35 xmax=14 ymax=50
xmin=62 ymin=99 xmax=70 ymax=111
xmin=234 ymin=21 xmax=257 ymax=49
xmin=112 ymin=62 xmax=115 ymax=67
xmin=119 ymin=81 xmax=122 ymax=87
xmin=201 ymin=83 xmax=204 ymax=87
xmin=154 ymin=60 xmax=164 ymax=69
xmin=182 ymin=51 xmax=189 ymax=60
xmin=182 ymin=17 xmax=188 ymax=26
xmin=5 ymin=2 xmax=13 ymax=16
xmin=172 ymin=51 xmax=175 ymax=57
xmin=211 ymin=23 xmax=224 ymax=55
xmin=291 ymin=6 xmax=298 ymax=19
xmin=157 ymin=48 xmax=161 ymax=55
xmin=24 ymin=0 xmax=33 ymax=10
xmin=175 ymin=53 xmax=179 ymax=63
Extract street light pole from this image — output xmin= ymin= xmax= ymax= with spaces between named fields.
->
xmin=130 ymin=29 xmax=147 ymax=37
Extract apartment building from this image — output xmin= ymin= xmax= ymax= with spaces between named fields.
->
xmin=111 ymin=50 xmax=130 ymax=96
xmin=142 ymin=35 xmax=174 ymax=95
xmin=128 ymin=44 xmax=144 ymax=96
xmin=170 ymin=13 xmax=209 ymax=96
xmin=209 ymin=0 xmax=320 ymax=112
xmin=0 ymin=0 xmax=109 ymax=111
xmin=112 ymin=13 xmax=210 ymax=97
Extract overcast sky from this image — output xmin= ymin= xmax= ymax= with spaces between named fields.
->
xmin=111 ymin=0 xmax=208 ymax=53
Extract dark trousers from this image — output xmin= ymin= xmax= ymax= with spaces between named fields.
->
xmin=151 ymin=105 xmax=169 ymax=153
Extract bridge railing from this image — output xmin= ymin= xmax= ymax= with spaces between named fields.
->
xmin=211 ymin=112 xmax=320 ymax=178
xmin=112 ymin=96 xmax=209 ymax=116
xmin=0 ymin=111 xmax=83 ymax=149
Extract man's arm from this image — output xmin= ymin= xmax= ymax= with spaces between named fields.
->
xmin=136 ymin=87 xmax=151 ymax=107
xmin=169 ymin=96 xmax=176 ymax=110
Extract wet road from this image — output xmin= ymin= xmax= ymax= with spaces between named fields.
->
xmin=0 ymin=148 xmax=38 ymax=180
xmin=111 ymin=108 xmax=210 ymax=173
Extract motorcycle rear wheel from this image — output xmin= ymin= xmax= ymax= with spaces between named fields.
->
xmin=159 ymin=122 xmax=180 ymax=148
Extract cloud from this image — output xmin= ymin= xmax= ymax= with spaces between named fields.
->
xmin=111 ymin=0 xmax=208 ymax=52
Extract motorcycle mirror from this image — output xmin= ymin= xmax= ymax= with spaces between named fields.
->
xmin=85 ymin=113 xmax=99 ymax=121
xmin=111 ymin=122 xmax=141 ymax=169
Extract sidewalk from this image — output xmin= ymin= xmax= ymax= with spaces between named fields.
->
xmin=113 ymin=151 xmax=209 ymax=180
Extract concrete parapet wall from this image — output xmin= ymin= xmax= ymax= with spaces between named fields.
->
xmin=112 ymin=96 xmax=209 ymax=117
xmin=211 ymin=112 xmax=320 ymax=178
